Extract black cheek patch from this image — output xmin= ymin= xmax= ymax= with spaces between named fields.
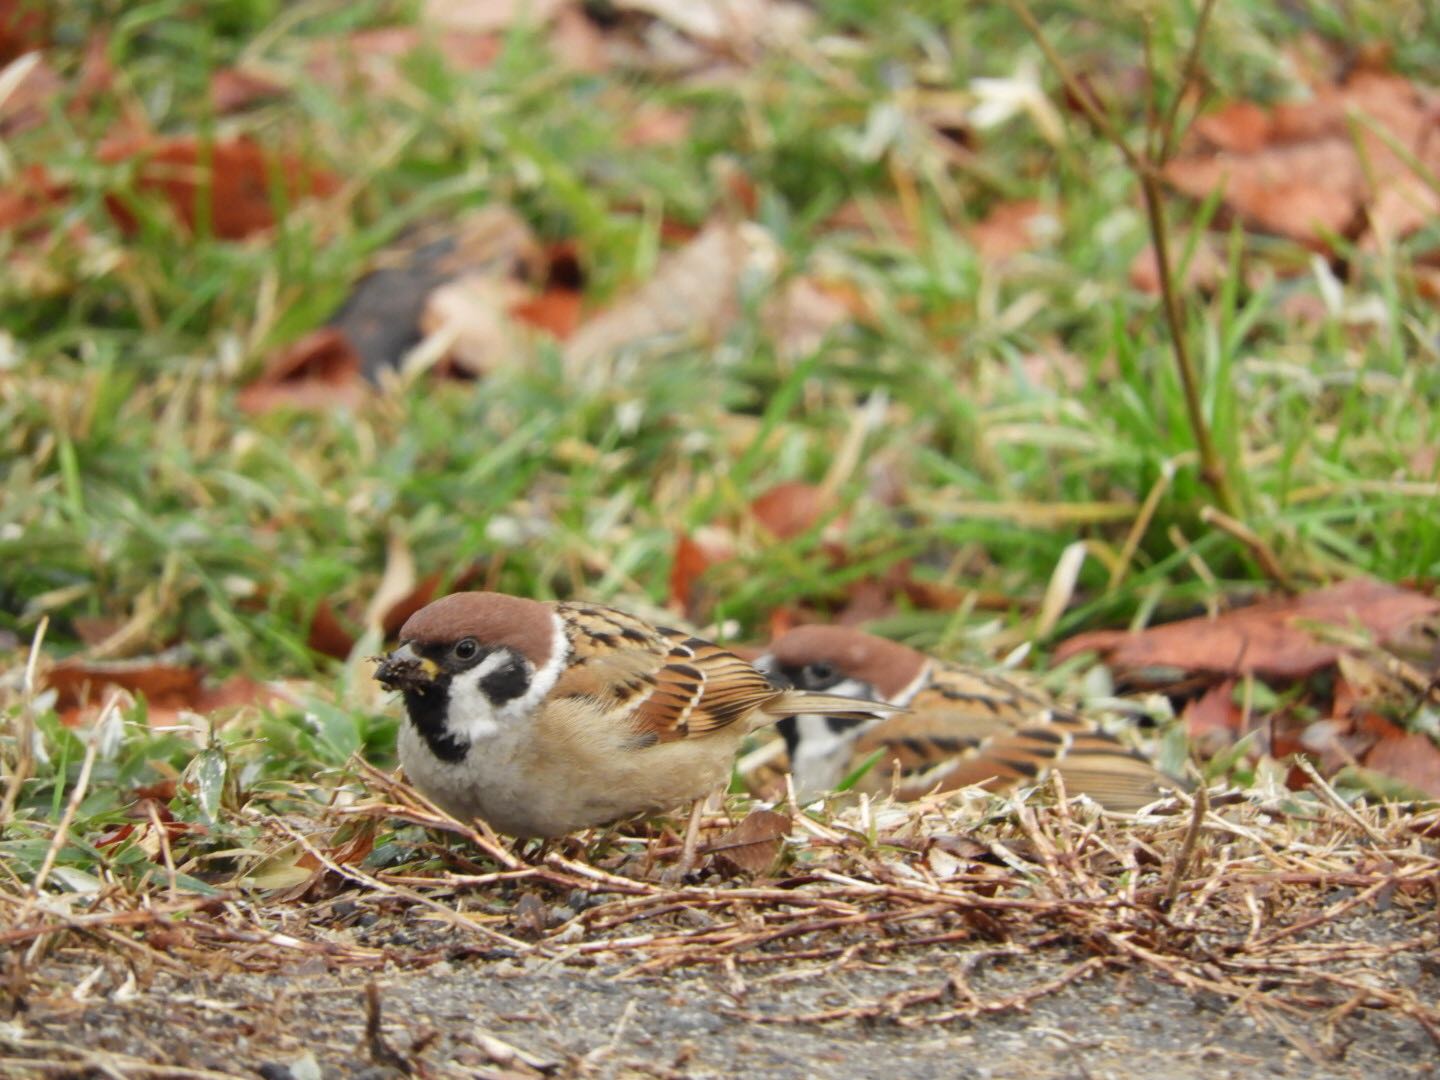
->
xmin=402 ymin=683 xmax=468 ymax=763
xmin=480 ymin=657 xmax=531 ymax=704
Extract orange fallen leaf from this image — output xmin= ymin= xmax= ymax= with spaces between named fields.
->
xmin=101 ymin=136 xmax=340 ymax=240
xmin=668 ymin=528 xmax=735 ymax=618
xmin=237 ymin=328 xmax=367 ymax=414
xmin=706 ymin=808 xmax=790 ymax=875
xmin=511 ymin=289 xmax=583 ymax=339
xmin=307 ymin=598 xmax=358 ymax=661
xmin=1056 ymin=579 xmax=1440 ymax=681
xmin=749 ymin=481 xmax=831 ymax=541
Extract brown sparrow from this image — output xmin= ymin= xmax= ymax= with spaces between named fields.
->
xmin=759 ymin=625 xmax=1177 ymax=811
xmin=372 ymin=592 xmax=895 ymax=837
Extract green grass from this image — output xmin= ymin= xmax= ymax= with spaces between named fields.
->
xmin=2 ymin=0 xmax=1439 ymax=890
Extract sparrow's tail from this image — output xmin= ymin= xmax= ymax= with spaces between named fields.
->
xmin=764 ymin=690 xmax=900 ymax=727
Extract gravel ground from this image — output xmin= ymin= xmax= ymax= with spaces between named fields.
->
xmin=10 ymin=914 xmax=1437 ymax=1080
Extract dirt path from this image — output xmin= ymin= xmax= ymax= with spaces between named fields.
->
xmin=11 ymin=917 xmax=1436 ymax=1080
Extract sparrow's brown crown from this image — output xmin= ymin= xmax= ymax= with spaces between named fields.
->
xmin=767 ymin=624 xmax=927 ymax=700
xmin=398 ymin=591 xmax=557 ymax=669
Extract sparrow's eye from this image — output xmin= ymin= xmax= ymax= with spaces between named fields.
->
xmin=802 ymin=661 xmax=838 ymax=687
xmin=453 ymin=638 xmax=480 ymax=662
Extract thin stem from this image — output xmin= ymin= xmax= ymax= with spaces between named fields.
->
xmin=1007 ymin=0 xmax=1244 ymax=522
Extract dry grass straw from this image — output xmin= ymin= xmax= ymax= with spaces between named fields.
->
xmin=4 ymin=756 xmax=1435 ymax=1063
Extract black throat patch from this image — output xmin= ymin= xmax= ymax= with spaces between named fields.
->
xmin=401 ymin=680 xmax=469 ymax=763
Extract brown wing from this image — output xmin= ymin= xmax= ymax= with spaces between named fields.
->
xmin=551 ymin=603 xmax=785 ymax=744
xmin=854 ymin=675 xmax=1176 ymax=811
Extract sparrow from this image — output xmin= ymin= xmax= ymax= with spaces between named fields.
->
xmin=758 ymin=625 xmax=1177 ymax=811
xmin=372 ymin=592 xmax=895 ymax=838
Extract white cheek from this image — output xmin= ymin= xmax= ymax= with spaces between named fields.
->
xmin=444 ymin=613 xmax=571 ymax=744
xmin=447 ymin=676 xmax=502 ymax=741
xmin=827 ymin=677 xmax=872 ymax=700
xmin=790 ymin=713 xmax=859 ymax=798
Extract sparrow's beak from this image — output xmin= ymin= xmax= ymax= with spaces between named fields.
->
xmin=374 ymin=643 xmax=441 ymax=692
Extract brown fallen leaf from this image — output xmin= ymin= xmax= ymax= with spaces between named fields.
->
xmin=749 ymin=481 xmax=833 ymax=542
xmin=0 ymin=162 xmax=68 ymax=236
xmin=968 ymin=199 xmax=1053 ymax=262
xmin=47 ymin=659 xmax=203 ymax=714
xmin=1166 ymin=70 xmax=1440 ymax=249
xmin=1056 ymin=579 xmax=1440 ymax=682
xmin=305 ymin=25 xmax=501 ymax=96
xmin=308 ymin=598 xmax=359 ymax=661
xmin=621 ymin=102 xmax=694 ymax=147
xmin=668 ymin=527 xmax=736 ymax=618
xmin=0 ymin=51 xmax=61 ymax=134
xmin=421 ymin=273 xmax=534 ymax=376
xmin=1364 ymin=733 xmax=1440 ymax=798
xmin=1181 ymin=678 xmax=1240 ymax=756
xmin=237 ymin=327 xmax=367 ymax=414
xmin=422 ymin=0 xmax=566 ymax=33
xmin=564 ymin=219 xmax=851 ymax=369
xmin=101 ymin=136 xmax=340 ymax=240
xmin=1128 ymin=235 xmax=1227 ymax=296
xmin=0 ymin=1 xmax=49 ymax=64
xmin=706 ymin=808 xmax=791 ymax=875
xmin=209 ymin=67 xmax=286 ymax=113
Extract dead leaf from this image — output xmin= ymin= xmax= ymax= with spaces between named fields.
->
xmin=304 ymin=25 xmax=502 ymax=97
xmin=422 ymin=0 xmax=565 ymax=33
xmin=1056 ymin=579 xmax=1440 ymax=682
xmin=707 ymin=808 xmax=790 ymax=875
xmin=563 ymin=220 xmax=773 ymax=368
xmin=510 ymin=288 xmax=583 ymax=339
xmin=764 ymin=277 xmax=853 ymax=358
xmin=381 ymin=572 xmax=446 ymax=639
xmin=749 ymin=482 xmax=831 ymax=541
xmin=0 ymin=162 xmax=67 ymax=235
xmin=1128 ymin=235 xmax=1226 ymax=296
xmin=363 ymin=533 xmax=418 ymax=636
xmin=47 ymin=659 xmax=203 ymax=713
xmin=668 ymin=527 xmax=735 ymax=617
xmin=621 ymin=102 xmax=694 ymax=147
xmin=1364 ymin=733 xmax=1440 ymax=798
xmin=825 ymin=198 xmax=917 ymax=247
xmin=548 ymin=4 xmax=609 ymax=72
xmin=308 ymin=599 xmax=358 ymax=661
xmin=0 ymin=1 xmax=48 ymax=64
xmin=237 ymin=328 xmax=367 ymax=414
xmin=421 ymin=273 xmax=534 ymax=376
xmin=101 ymin=136 xmax=340 ymax=240
xmin=564 ymin=220 xmax=849 ymax=368
xmin=0 ymin=50 xmax=60 ymax=134
xmin=1166 ymin=70 xmax=1440 ymax=249
xmin=615 ymin=0 xmax=812 ymax=56
xmin=322 ymin=206 xmax=542 ymax=379
xmin=1181 ymin=678 xmax=1241 ymax=755
xmin=969 ymin=199 xmax=1053 ymax=261
xmin=209 ymin=67 xmax=286 ymax=113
